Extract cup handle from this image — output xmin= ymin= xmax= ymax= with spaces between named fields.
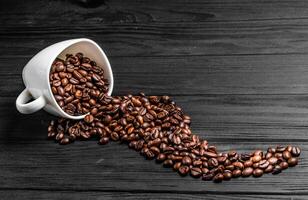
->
xmin=16 ymin=89 xmax=46 ymax=114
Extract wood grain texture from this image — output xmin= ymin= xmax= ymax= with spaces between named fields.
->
xmin=1 ymin=190 xmax=307 ymax=200
xmin=0 ymin=0 xmax=308 ymax=199
xmin=2 ymin=19 xmax=308 ymax=57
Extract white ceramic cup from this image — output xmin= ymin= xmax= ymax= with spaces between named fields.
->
xmin=16 ymin=38 xmax=114 ymax=120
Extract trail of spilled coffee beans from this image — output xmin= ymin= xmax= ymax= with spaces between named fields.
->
xmin=47 ymin=94 xmax=301 ymax=182
xmin=47 ymin=53 xmax=301 ymax=182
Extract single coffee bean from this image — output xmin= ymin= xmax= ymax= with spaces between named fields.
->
xmin=225 ymin=165 xmax=234 ymax=171
xmin=203 ymin=151 xmax=217 ymax=158
xmin=84 ymin=114 xmax=94 ymax=124
xmin=223 ymin=170 xmax=232 ymax=180
xmin=182 ymin=156 xmax=192 ymax=165
xmin=244 ymin=160 xmax=253 ymax=168
xmin=252 ymin=162 xmax=259 ymax=169
xmin=208 ymin=158 xmax=219 ymax=168
xmin=267 ymin=147 xmax=276 ymax=154
xmin=55 ymin=132 xmax=64 ymax=141
xmin=282 ymin=150 xmax=292 ymax=160
xmin=163 ymin=159 xmax=173 ymax=167
xmin=276 ymin=145 xmax=286 ymax=152
xmin=156 ymin=153 xmax=167 ymax=162
xmin=110 ymin=132 xmax=119 ymax=141
xmin=291 ymin=147 xmax=301 ymax=157
xmin=252 ymin=155 xmax=262 ymax=163
xmin=99 ymin=137 xmax=109 ymax=145
xmin=173 ymin=162 xmax=182 ymax=171
xmin=264 ymin=165 xmax=274 ymax=173
xmin=233 ymin=161 xmax=244 ymax=170
xmin=288 ymin=157 xmax=298 ymax=167
xmin=242 ymin=167 xmax=253 ymax=177
xmin=213 ymin=173 xmax=224 ymax=183
xmin=268 ymin=157 xmax=278 ymax=165
xmin=201 ymin=168 xmax=209 ymax=174
xmin=232 ymin=169 xmax=242 ymax=178
xmin=272 ymin=165 xmax=282 ymax=175
xmin=265 ymin=152 xmax=273 ymax=159
xmin=279 ymin=161 xmax=289 ymax=170
xmin=259 ymin=160 xmax=269 ymax=169
xmin=59 ymin=137 xmax=70 ymax=145
xmin=178 ymin=165 xmax=190 ymax=176
xmin=253 ymin=168 xmax=263 ymax=177
xmin=202 ymin=173 xmax=214 ymax=181
xmin=190 ymin=167 xmax=202 ymax=178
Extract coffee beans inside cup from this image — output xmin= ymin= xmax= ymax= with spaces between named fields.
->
xmin=47 ymin=52 xmax=301 ymax=183
xmin=49 ymin=53 xmax=109 ymax=116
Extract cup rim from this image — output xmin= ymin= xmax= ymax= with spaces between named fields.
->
xmin=46 ymin=38 xmax=114 ymax=120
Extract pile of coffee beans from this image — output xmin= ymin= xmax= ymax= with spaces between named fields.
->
xmin=49 ymin=53 xmax=109 ymax=116
xmin=47 ymin=53 xmax=301 ymax=183
xmin=47 ymin=94 xmax=301 ymax=182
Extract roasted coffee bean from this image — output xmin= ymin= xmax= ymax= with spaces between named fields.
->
xmin=202 ymin=173 xmax=214 ymax=181
xmin=288 ymin=157 xmax=298 ymax=167
xmin=173 ymin=162 xmax=182 ymax=171
xmin=265 ymin=152 xmax=273 ymax=159
xmin=267 ymin=147 xmax=276 ymax=154
xmin=110 ymin=132 xmax=119 ymax=141
xmin=59 ymin=137 xmax=70 ymax=145
xmin=223 ymin=170 xmax=232 ymax=180
xmin=178 ymin=165 xmax=190 ymax=176
xmin=291 ymin=147 xmax=301 ymax=157
xmin=156 ymin=153 xmax=166 ymax=162
xmin=84 ymin=114 xmax=94 ymax=124
xmin=182 ymin=156 xmax=192 ymax=165
xmin=213 ymin=173 xmax=224 ymax=183
xmin=208 ymin=158 xmax=219 ymax=168
xmin=232 ymin=169 xmax=242 ymax=178
xmin=203 ymin=151 xmax=217 ymax=158
xmin=253 ymin=168 xmax=263 ymax=177
xmin=272 ymin=165 xmax=282 ymax=175
xmin=280 ymin=161 xmax=289 ymax=170
xmin=242 ymin=167 xmax=253 ymax=177
xmin=233 ymin=161 xmax=244 ymax=170
xmin=268 ymin=157 xmax=278 ymax=165
xmin=252 ymin=162 xmax=259 ymax=169
xmin=99 ymin=137 xmax=109 ymax=145
xmin=225 ymin=165 xmax=234 ymax=171
xmin=190 ymin=167 xmax=202 ymax=178
xmin=244 ymin=160 xmax=253 ymax=168
xmin=252 ymin=155 xmax=262 ymax=163
xmin=264 ymin=165 xmax=274 ymax=173
xmin=259 ymin=160 xmax=269 ymax=169
xmin=163 ymin=159 xmax=173 ymax=167
xmin=201 ymin=168 xmax=209 ymax=174
xmin=276 ymin=145 xmax=286 ymax=152
xmin=282 ymin=150 xmax=292 ymax=160
xmin=55 ymin=132 xmax=64 ymax=141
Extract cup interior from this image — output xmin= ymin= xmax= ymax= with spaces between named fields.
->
xmin=48 ymin=39 xmax=113 ymax=120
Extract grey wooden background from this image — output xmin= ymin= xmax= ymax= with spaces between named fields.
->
xmin=0 ymin=0 xmax=307 ymax=199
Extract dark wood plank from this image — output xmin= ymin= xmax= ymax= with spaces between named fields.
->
xmin=4 ymin=54 xmax=308 ymax=97
xmin=2 ymin=18 xmax=308 ymax=57
xmin=1 ymin=190 xmax=307 ymax=200
xmin=2 ymin=0 xmax=308 ymax=25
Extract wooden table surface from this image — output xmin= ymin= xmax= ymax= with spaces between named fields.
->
xmin=1 ymin=0 xmax=308 ymax=199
